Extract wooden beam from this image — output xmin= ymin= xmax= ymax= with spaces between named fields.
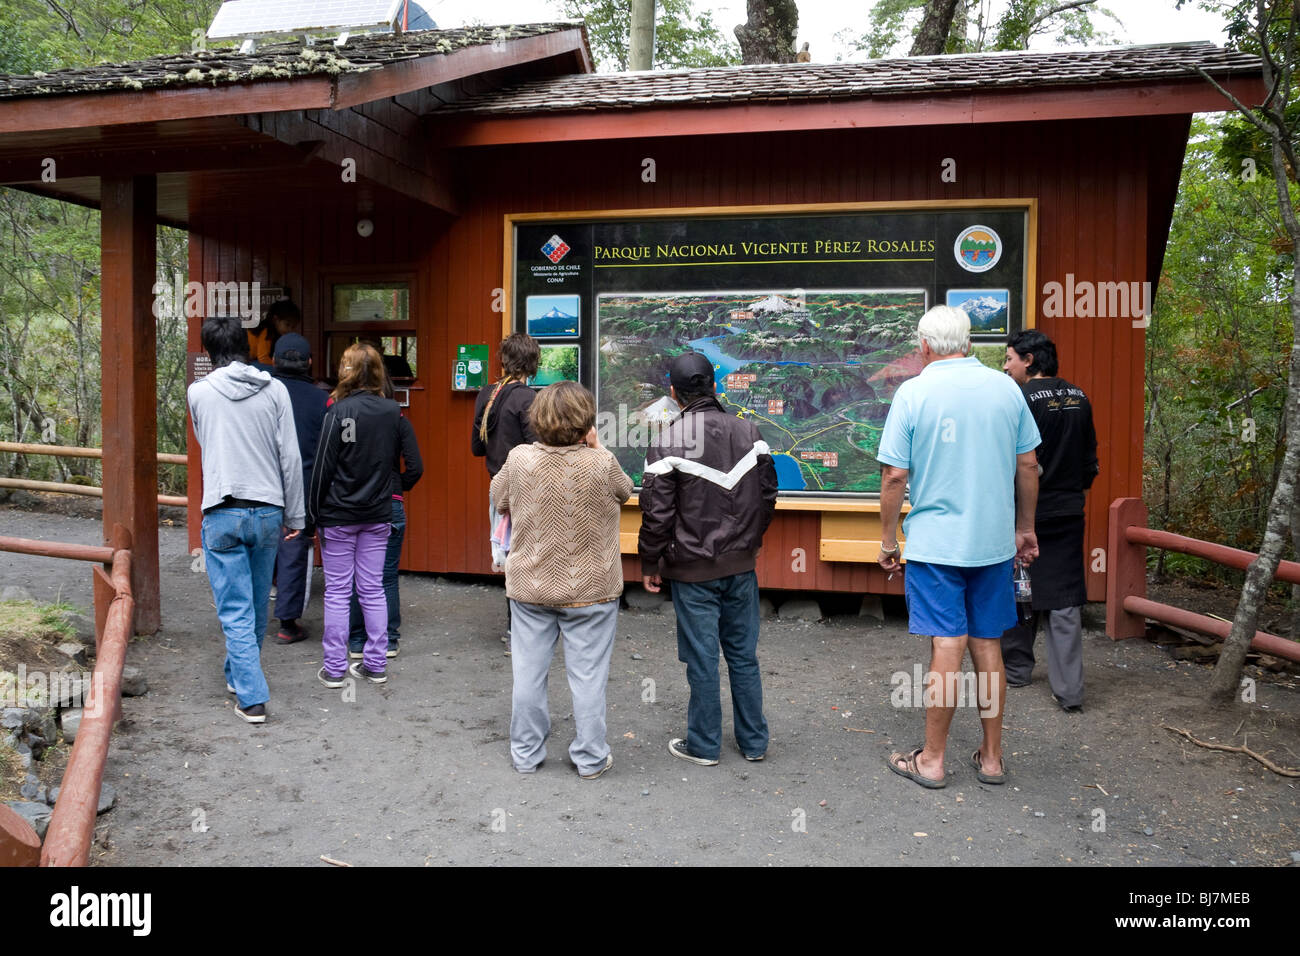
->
xmin=0 ymin=78 xmax=336 ymax=135
xmin=0 ymin=140 xmax=310 ymax=185
xmin=333 ymin=28 xmax=590 ymax=109
xmin=253 ymin=110 xmax=458 ymax=214
xmin=436 ymin=75 xmax=1268 ymax=147
xmin=100 ymin=175 xmax=160 ymax=634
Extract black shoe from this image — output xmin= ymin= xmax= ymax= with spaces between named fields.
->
xmin=277 ymin=620 xmax=309 ymax=644
xmin=1053 ymin=694 xmax=1083 ymax=713
xmin=317 ymin=667 xmax=347 ymax=689
xmin=349 ymin=662 xmax=387 ymax=684
xmin=1006 ymin=678 xmax=1030 ymax=688
xmin=235 ymin=703 xmax=266 ymax=723
xmin=669 ymin=738 xmax=718 ymax=766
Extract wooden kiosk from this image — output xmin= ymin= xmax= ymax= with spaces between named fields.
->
xmin=0 ymin=24 xmax=1266 ymax=625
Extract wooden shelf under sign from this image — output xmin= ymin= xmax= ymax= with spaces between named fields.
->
xmin=619 ymin=498 xmax=906 ymax=562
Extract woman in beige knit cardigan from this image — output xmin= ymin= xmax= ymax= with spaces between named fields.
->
xmin=490 ymin=381 xmax=633 ymax=779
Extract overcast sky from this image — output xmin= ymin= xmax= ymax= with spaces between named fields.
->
xmin=417 ymin=0 xmax=1231 ymax=62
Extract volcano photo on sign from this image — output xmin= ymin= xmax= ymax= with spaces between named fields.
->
xmin=946 ymin=288 xmax=1009 ymax=334
xmin=526 ymin=294 xmax=581 ymax=337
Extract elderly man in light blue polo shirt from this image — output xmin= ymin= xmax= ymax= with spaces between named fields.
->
xmin=876 ymin=305 xmax=1041 ymax=790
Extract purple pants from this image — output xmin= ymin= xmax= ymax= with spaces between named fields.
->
xmin=320 ymin=523 xmax=390 ymax=675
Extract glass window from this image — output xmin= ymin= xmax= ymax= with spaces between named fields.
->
xmin=325 ymin=333 xmax=418 ymax=382
xmin=332 ymin=282 xmax=410 ymax=324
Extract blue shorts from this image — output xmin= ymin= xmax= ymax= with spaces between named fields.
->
xmin=904 ymin=558 xmax=1016 ymax=639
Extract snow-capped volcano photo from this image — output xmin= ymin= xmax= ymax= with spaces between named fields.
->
xmin=948 ymin=290 xmax=1009 ymax=332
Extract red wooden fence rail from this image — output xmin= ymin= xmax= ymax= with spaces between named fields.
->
xmin=0 ymin=527 xmax=133 ymax=867
xmin=0 ymin=441 xmax=186 ymax=507
xmin=1106 ymin=497 xmax=1300 ymax=663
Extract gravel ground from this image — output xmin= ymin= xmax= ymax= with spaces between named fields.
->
xmin=2 ymin=503 xmax=1297 ymax=867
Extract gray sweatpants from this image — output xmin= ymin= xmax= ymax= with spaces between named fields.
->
xmin=1002 ymin=607 xmax=1085 ymax=707
xmin=509 ymin=598 xmax=619 ymax=775
xmin=1044 ymin=606 xmax=1084 ymax=708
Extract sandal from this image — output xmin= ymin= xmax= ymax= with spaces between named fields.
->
xmin=971 ymin=749 xmax=1007 ymax=785
xmin=887 ymin=747 xmax=947 ymax=789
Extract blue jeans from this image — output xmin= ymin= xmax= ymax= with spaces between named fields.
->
xmin=671 ymin=571 xmax=768 ymax=760
xmin=349 ymin=499 xmax=405 ymax=651
xmin=201 ymin=505 xmax=283 ymax=709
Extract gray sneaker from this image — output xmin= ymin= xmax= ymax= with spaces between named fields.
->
xmin=580 ymin=753 xmax=614 ymax=780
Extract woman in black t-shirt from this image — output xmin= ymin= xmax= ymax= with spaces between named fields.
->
xmin=471 ymin=333 xmax=541 ymax=649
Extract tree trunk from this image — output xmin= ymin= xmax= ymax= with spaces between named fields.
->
xmin=948 ymin=0 xmax=968 ymax=53
xmin=1209 ymin=131 xmax=1300 ymax=701
xmin=735 ymin=0 xmax=799 ymax=64
xmin=910 ymin=0 xmax=961 ymax=56
xmin=629 ymin=0 xmax=656 ymax=71
xmin=1291 ymin=492 xmax=1300 ymax=638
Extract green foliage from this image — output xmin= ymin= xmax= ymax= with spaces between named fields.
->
xmin=860 ymin=0 xmax=1117 ymax=57
xmin=1146 ymin=117 xmax=1291 ymax=553
xmin=0 ymin=17 xmax=56 ymax=73
xmin=1146 ymin=549 xmax=1212 ymax=578
xmin=554 ymin=0 xmax=740 ymax=70
xmin=4 ymin=0 xmax=222 ymax=68
xmin=0 ymin=2 xmax=206 ymax=497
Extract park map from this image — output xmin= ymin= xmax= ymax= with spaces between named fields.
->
xmin=597 ymin=290 xmax=926 ymax=494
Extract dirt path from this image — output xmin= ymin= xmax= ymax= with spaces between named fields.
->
xmin=2 ymin=504 xmax=1297 ymax=866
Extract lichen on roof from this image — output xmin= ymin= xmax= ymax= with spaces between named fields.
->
xmin=0 ymin=22 xmax=581 ymax=100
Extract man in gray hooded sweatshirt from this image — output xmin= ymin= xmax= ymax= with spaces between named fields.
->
xmin=187 ymin=315 xmax=305 ymax=723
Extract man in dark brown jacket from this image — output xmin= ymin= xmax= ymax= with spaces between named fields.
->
xmin=640 ymin=351 xmax=778 ymax=766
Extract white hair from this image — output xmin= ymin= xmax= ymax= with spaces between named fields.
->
xmin=917 ymin=305 xmax=971 ymax=356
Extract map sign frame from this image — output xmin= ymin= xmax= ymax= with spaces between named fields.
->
xmin=505 ymin=200 xmax=1037 ymax=499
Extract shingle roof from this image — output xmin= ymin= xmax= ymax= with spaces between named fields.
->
xmin=436 ymin=42 xmax=1261 ymax=115
xmin=0 ymin=23 xmax=578 ymax=100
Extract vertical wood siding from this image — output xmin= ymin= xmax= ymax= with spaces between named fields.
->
xmin=188 ymin=116 xmax=1161 ymax=599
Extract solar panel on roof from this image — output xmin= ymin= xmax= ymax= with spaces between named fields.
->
xmin=207 ymin=0 xmax=406 ymax=40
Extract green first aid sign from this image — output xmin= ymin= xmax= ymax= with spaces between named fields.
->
xmin=454 ymin=344 xmax=489 ymax=391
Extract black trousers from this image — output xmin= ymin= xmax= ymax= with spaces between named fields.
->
xmin=274 ymin=530 xmax=311 ymax=621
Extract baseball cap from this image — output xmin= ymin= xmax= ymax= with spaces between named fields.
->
xmin=669 ymin=351 xmax=714 ymax=392
xmin=273 ymin=333 xmax=311 ymax=361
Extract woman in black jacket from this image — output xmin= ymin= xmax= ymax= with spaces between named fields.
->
xmin=308 ymin=343 xmax=402 ymax=687
xmin=471 ymin=333 xmax=540 ymax=650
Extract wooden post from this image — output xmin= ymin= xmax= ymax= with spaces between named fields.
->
xmin=0 ymin=805 xmax=40 ymax=867
xmin=100 ymin=175 xmax=160 ymax=634
xmin=1106 ymin=497 xmax=1148 ymax=640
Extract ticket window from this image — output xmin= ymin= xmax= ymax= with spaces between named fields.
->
xmin=323 ymin=278 xmax=418 ymax=389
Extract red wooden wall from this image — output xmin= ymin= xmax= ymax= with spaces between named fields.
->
xmin=188 ymin=114 xmax=1179 ymax=599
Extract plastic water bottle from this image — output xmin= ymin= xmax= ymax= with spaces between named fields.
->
xmin=1013 ymin=562 xmax=1033 ymax=624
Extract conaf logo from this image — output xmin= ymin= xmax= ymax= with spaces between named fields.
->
xmin=541 ymin=234 xmax=571 ymax=263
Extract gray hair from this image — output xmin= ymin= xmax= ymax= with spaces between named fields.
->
xmin=917 ymin=305 xmax=971 ymax=356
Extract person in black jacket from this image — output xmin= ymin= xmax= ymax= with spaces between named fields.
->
xmin=639 ymin=351 xmax=778 ymax=766
xmin=472 ymin=332 xmax=540 ymax=650
xmin=308 ymin=344 xmax=404 ymax=687
xmin=1002 ymin=330 xmax=1099 ymax=712
xmin=347 ymin=378 xmax=422 ymax=660
xmin=271 ymin=333 xmax=327 ymax=644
